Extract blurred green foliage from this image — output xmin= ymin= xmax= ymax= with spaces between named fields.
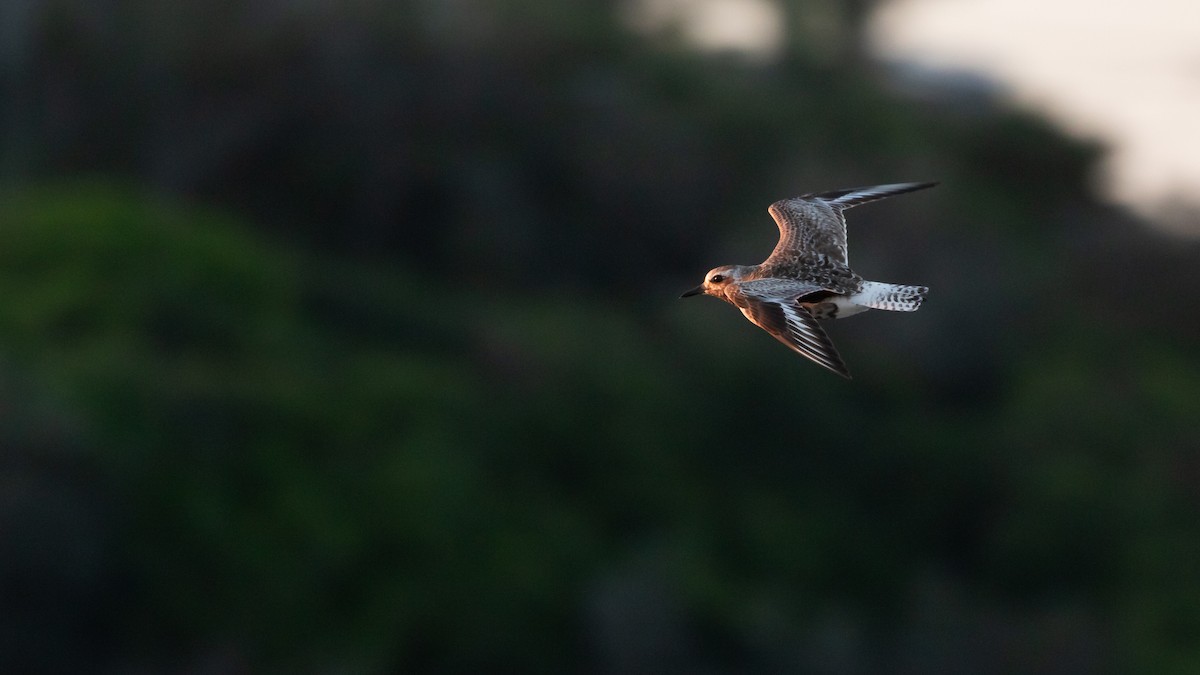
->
xmin=2 ymin=1 xmax=1200 ymax=673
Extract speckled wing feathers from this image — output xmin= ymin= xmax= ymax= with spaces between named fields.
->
xmin=766 ymin=199 xmax=846 ymax=264
xmin=736 ymin=296 xmax=851 ymax=378
xmin=735 ymin=277 xmax=823 ymax=300
xmin=731 ymin=279 xmax=850 ymax=377
xmin=764 ymin=182 xmax=937 ymax=267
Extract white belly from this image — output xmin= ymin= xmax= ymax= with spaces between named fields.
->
xmin=805 ymin=295 xmax=869 ymax=319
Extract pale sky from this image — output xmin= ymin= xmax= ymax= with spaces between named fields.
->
xmin=872 ymin=0 xmax=1200 ymax=231
xmin=629 ymin=0 xmax=1200 ymax=233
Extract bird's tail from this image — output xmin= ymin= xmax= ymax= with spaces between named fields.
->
xmin=851 ymin=281 xmax=928 ymax=312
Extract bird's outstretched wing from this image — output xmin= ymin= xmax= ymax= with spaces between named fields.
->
xmin=735 ymin=293 xmax=851 ymax=378
xmin=765 ymin=182 xmax=936 ymax=266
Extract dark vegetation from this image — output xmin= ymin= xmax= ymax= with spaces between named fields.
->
xmin=2 ymin=1 xmax=1199 ymax=672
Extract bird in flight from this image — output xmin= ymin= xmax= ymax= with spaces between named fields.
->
xmin=680 ymin=182 xmax=935 ymax=378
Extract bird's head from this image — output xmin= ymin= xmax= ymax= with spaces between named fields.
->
xmin=680 ymin=265 xmax=750 ymax=299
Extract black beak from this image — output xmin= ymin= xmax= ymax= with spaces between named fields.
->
xmin=680 ymin=285 xmax=705 ymax=298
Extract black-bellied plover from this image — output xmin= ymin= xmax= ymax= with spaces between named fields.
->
xmin=681 ymin=182 xmax=934 ymax=378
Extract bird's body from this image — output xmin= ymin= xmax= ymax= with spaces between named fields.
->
xmin=681 ymin=182 xmax=935 ymax=378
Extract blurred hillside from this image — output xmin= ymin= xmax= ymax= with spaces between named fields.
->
xmin=2 ymin=1 xmax=1199 ymax=673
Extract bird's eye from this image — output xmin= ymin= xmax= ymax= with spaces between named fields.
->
xmin=710 ymin=274 xmax=725 ymax=283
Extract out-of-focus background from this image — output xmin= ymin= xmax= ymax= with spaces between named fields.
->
xmin=2 ymin=0 xmax=1199 ymax=672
